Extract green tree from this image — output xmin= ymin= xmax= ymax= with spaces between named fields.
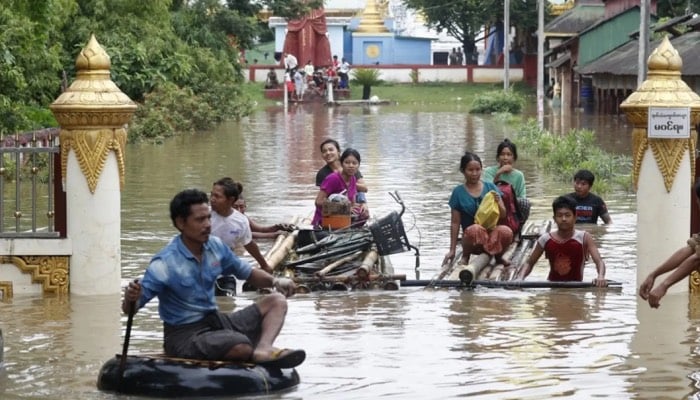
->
xmin=0 ymin=0 xmax=324 ymax=139
xmin=0 ymin=1 xmax=69 ymax=133
xmin=404 ymin=0 xmax=544 ymax=63
xmin=224 ymin=0 xmax=323 ymax=21
xmin=657 ymin=0 xmax=700 ymax=17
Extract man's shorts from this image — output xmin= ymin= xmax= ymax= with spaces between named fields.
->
xmin=163 ymin=304 xmax=262 ymax=360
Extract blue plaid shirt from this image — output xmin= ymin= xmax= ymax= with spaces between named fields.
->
xmin=138 ymin=235 xmax=252 ymax=325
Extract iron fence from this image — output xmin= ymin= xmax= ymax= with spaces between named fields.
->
xmin=0 ymin=128 xmax=64 ymax=238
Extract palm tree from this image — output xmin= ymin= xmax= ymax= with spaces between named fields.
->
xmin=351 ymin=69 xmax=383 ymax=100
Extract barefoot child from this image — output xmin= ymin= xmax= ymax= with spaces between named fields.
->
xmin=638 ymin=181 xmax=700 ymax=308
xmin=516 ymin=195 xmax=607 ymax=286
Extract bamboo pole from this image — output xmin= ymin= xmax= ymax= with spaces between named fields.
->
xmin=264 ymin=216 xmax=301 ymax=258
xmin=492 ymin=235 xmax=520 ymax=280
xmin=402 ymin=279 xmax=622 ymax=289
xmin=265 ymin=234 xmax=286 ymax=259
xmin=488 ymin=264 xmax=505 ymax=280
xmin=447 ymin=253 xmax=491 ymax=282
xmin=267 ymin=230 xmax=298 ymax=271
xmin=292 ymin=274 xmax=406 ymax=287
xmin=315 ymin=250 xmax=364 ymax=277
xmin=510 ymin=220 xmax=552 ymax=280
xmin=379 ymin=255 xmax=394 ymax=275
xmin=478 ymin=264 xmax=493 ymax=280
xmin=356 ymin=249 xmax=379 ymax=279
xmin=505 ymin=236 xmax=537 ymax=280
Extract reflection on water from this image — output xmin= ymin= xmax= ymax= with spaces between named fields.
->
xmin=0 ymin=105 xmax=698 ymax=399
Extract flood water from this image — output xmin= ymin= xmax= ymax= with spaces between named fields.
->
xmin=1 ymin=103 xmax=698 ymax=399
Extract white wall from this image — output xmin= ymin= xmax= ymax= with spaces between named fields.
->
xmin=247 ymin=66 xmax=525 ymax=84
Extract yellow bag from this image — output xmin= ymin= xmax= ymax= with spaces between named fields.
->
xmin=474 ymin=191 xmax=500 ymax=229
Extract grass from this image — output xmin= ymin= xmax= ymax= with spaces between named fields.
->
xmin=515 ymin=119 xmax=633 ymax=194
xmin=243 ymin=80 xmax=535 ymax=109
xmin=243 ymin=41 xmax=535 ymax=107
xmin=245 ymin=41 xmax=278 ymax=66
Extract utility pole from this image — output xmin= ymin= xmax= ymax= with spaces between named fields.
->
xmin=537 ymin=0 xmax=544 ymax=127
xmin=637 ymin=0 xmax=650 ymax=86
xmin=504 ymin=0 xmax=510 ymax=90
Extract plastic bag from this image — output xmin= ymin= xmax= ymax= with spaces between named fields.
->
xmin=328 ymin=193 xmax=349 ymax=203
xmin=474 ymin=191 xmax=500 ymax=230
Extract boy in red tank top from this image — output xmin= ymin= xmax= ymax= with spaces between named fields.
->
xmin=516 ymin=195 xmax=607 ymax=286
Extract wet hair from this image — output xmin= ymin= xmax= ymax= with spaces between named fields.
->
xmin=552 ymin=195 xmax=578 ymax=215
xmin=459 ymin=151 xmax=482 ymax=172
xmin=319 ymin=138 xmax=341 ymax=152
xmin=340 ymin=148 xmax=361 ymax=164
xmin=170 ymin=189 xmax=208 ymax=227
xmin=213 ymin=177 xmax=242 ymax=200
xmin=496 ymin=138 xmax=518 ymax=161
xmin=573 ymin=169 xmax=595 ymax=186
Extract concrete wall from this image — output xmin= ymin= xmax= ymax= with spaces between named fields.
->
xmin=0 ymin=238 xmax=72 ymax=295
xmin=394 ymin=37 xmax=432 ymax=65
xmin=247 ymin=65 xmax=524 ymax=84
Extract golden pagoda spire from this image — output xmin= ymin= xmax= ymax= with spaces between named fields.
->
xmin=355 ymin=0 xmax=390 ymax=33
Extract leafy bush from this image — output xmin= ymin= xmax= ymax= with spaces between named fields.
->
xmin=470 ymin=90 xmax=524 ymax=114
xmin=351 ymin=68 xmax=383 ymax=87
xmin=515 ymin=119 xmax=632 ymax=193
xmin=409 ymin=69 xmax=420 ymax=84
xmin=128 ymin=80 xmax=253 ymax=143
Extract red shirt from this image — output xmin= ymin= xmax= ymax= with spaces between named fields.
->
xmin=538 ymin=230 xmax=586 ymax=281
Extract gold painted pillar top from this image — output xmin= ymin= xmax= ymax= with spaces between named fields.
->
xmin=621 ymin=36 xmax=700 ymax=114
xmin=620 ymin=36 xmax=700 ymax=192
xmin=50 ymin=35 xmax=137 ymax=128
xmin=49 ymin=35 xmax=137 ymax=193
xmin=355 ymin=0 xmax=390 ymax=34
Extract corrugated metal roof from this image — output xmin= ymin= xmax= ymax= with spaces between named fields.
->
xmin=576 ymin=31 xmax=700 ymax=76
xmin=546 ymin=52 xmax=572 ymax=68
xmin=685 ymin=15 xmax=700 ymax=28
xmin=545 ymin=3 xmax=606 ymax=35
xmin=652 ymin=13 xmax=694 ymax=33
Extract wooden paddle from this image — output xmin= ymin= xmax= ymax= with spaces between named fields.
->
xmin=118 ymin=285 xmax=137 ymax=392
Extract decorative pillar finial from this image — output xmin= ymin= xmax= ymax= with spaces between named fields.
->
xmin=50 ymin=34 xmax=137 ymax=193
xmin=620 ymin=36 xmax=700 ymax=192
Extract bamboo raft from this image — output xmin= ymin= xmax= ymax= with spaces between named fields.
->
xmin=441 ymin=219 xmax=552 ymax=284
xmin=413 ymin=219 xmax=622 ymax=290
xmin=224 ymin=197 xmax=620 ymax=293
xmin=255 ymin=192 xmax=419 ymax=293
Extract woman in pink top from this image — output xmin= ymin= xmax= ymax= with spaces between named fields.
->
xmin=312 ymin=148 xmax=369 ymax=227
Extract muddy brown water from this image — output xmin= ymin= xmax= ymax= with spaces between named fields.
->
xmin=1 ymin=104 xmax=698 ymax=399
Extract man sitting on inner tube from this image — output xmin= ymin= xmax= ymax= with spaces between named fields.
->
xmin=122 ymin=189 xmax=305 ymax=369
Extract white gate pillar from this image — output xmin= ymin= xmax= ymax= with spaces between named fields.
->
xmin=620 ymin=36 xmax=700 ymax=295
xmin=50 ymin=35 xmax=137 ymax=295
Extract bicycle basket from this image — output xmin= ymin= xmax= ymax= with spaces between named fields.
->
xmin=369 ymin=211 xmax=409 ymax=256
